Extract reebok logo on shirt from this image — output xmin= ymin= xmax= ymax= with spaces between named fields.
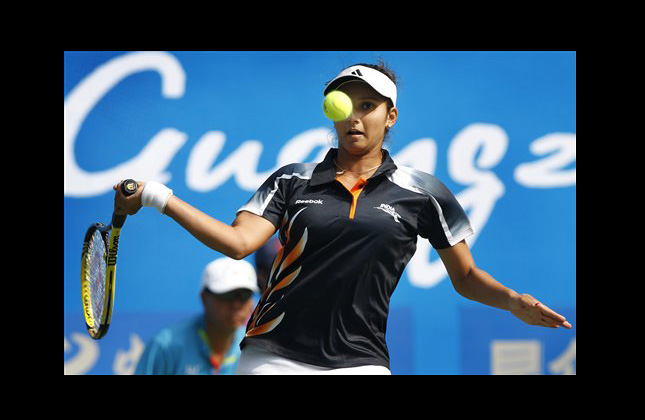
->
xmin=374 ymin=203 xmax=401 ymax=223
xmin=295 ymin=199 xmax=323 ymax=205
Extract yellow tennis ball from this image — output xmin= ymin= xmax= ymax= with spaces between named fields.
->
xmin=323 ymin=91 xmax=352 ymax=122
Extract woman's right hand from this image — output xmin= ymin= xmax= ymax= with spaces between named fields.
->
xmin=113 ymin=180 xmax=145 ymax=216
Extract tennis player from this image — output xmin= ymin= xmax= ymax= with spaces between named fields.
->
xmin=114 ymin=61 xmax=572 ymax=375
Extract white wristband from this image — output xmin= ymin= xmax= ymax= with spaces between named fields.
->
xmin=141 ymin=181 xmax=173 ymax=213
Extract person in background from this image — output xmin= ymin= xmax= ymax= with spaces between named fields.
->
xmin=134 ymin=257 xmax=259 ymax=375
xmin=253 ymin=236 xmax=282 ymax=294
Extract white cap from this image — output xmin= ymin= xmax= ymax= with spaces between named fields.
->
xmin=324 ymin=65 xmax=397 ymax=107
xmin=200 ymin=258 xmax=259 ymax=294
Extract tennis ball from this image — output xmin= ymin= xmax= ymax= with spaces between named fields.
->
xmin=323 ymin=91 xmax=352 ymax=122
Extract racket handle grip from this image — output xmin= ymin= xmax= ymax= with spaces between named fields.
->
xmin=112 ymin=179 xmax=138 ymax=228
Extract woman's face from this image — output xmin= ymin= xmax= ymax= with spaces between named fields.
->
xmin=334 ymin=81 xmax=397 ymax=156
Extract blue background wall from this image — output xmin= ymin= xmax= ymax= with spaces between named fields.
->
xmin=64 ymin=51 xmax=575 ymax=374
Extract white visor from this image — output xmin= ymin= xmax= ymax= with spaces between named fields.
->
xmin=324 ymin=65 xmax=397 ymax=107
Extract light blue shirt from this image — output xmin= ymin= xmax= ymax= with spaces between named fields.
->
xmin=135 ymin=314 xmax=245 ymax=375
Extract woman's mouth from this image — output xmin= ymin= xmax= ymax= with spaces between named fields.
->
xmin=347 ymin=129 xmax=364 ymax=137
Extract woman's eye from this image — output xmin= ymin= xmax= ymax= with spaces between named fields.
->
xmin=360 ymin=102 xmax=374 ymax=110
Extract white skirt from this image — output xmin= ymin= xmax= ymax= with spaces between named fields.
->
xmin=235 ymin=343 xmax=391 ymax=375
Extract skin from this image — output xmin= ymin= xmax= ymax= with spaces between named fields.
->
xmin=331 ymin=81 xmax=398 ymax=190
xmin=113 ymin=79 xmax=571 ymax=330
xmin=201 ymin=289 xmax=254 ymax=364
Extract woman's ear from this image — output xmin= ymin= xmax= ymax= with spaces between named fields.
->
xmin=387 ymin=107 xmax=398 ymax=129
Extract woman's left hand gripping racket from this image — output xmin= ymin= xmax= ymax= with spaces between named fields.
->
xmin=80 ymin=179 xmax=138 ymax=339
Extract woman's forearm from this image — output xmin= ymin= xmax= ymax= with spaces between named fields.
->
xmin=163 ymin=195 xmax=245 ymax=259
xmin=454 ymin=267 xmax=520 ymax=310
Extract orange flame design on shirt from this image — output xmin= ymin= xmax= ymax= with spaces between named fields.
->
xmin=246 ymin=208 xmax=308 ymax=337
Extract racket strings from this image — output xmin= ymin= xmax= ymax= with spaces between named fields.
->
xmin=81 ymin=229 xmax=108 ymax=333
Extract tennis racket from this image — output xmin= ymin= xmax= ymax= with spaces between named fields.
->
xmin=80 ymin=179 xmax=138 ymax=339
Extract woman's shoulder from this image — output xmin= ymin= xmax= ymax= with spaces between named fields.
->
xmin=270 ymin=161 xmax=319 ymax=180
xmin=387 ymin=165 xmax=450 ymax=198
